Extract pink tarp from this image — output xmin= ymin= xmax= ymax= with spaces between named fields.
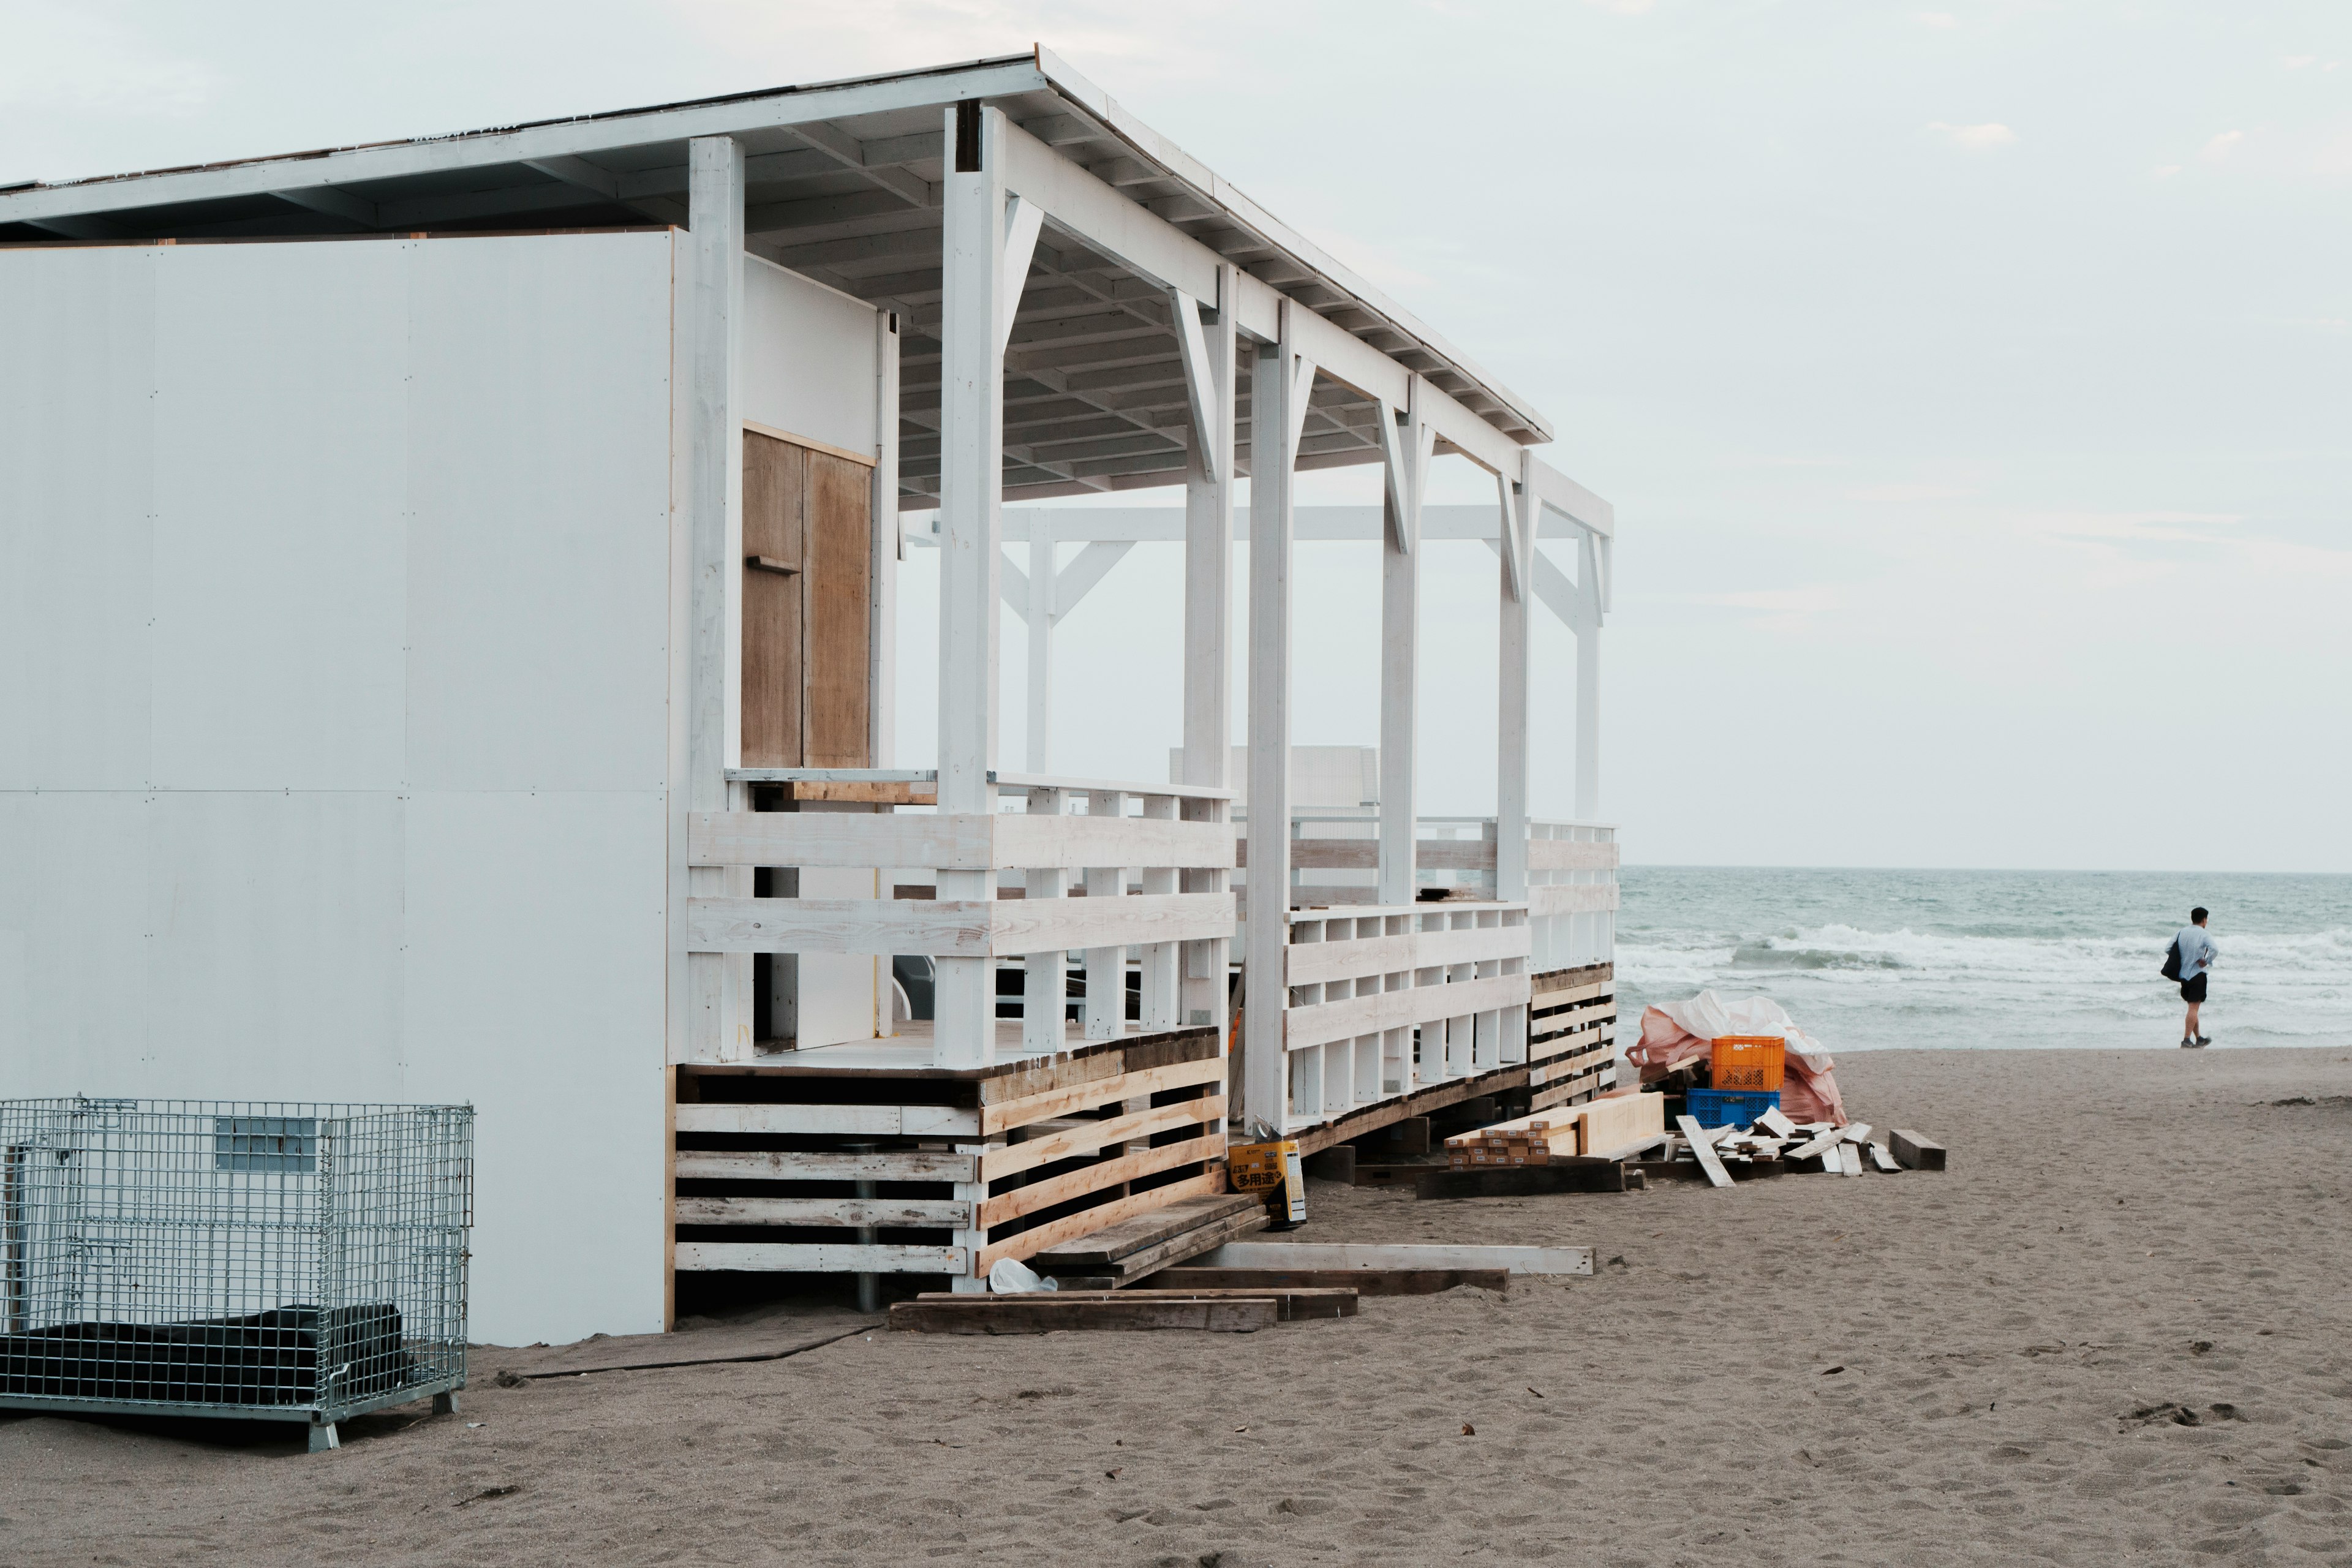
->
xmin=1627 ymin=990 xmax=1849 ymax=1126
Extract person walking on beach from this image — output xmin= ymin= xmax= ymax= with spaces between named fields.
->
xmin=2173 ymin=907 xmax=2217 ymax=1048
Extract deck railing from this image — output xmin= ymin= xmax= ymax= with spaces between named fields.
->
xmin=693 ymin=769 xmax=1234 ymax=1062
xmin=1278 ymin=902 xmax=1531 ymax=1131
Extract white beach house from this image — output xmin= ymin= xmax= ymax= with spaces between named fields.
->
xmin=0 ymin=49 xmax=1617 ymax=1346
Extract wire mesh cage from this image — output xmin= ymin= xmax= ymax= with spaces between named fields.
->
xmin=1 ymin=1098 xmax=472 ymax=1436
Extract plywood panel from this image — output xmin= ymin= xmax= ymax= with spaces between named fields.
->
xmin=401 ymin=790 xmax=671 ymax=1345
xmin=141 ymin=790 xmax=409 ymax=1101
xmin=741 ymin=257 xmax=879 ymax=459
xmin=804 ymin=450 xmax=872 ymax=767
xmin=0 ymin=247 xmax=159 ymax=791
xmin=402 ymin=232 xmax=676 ymax=791
xmin=741 ymin=431 xmax=805 ymax=769
xmin=148 ymin=242 xmax=412 ymax=790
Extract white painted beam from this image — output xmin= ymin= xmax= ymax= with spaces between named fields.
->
xmin=1171 ymin=290 xmax=1222 ymax=486
xmin=1376 ymin=377 xmax=1433 ymax=908
xmin=1025 ymin=520 xmax=1055 ymax=772
xmin=1243 ymin=301 xmax=1306 ymax=1132
xmin=1052 ymin=540 xmax=1133 ymax=618
xmin=933 ymin=102 xmax=1011 ymax=1066
xmin=685 ymin=135 xmax=750 ymax=1065
xmin=1180 ymin=262 xmax=1238 ymax=1036
xmin=998 ymin=194 xmax=1046 ymax=358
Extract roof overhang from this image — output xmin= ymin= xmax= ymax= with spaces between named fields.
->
xmin=0 ymin=47 xmax=1563 ymax=507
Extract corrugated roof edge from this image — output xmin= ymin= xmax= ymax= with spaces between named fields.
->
xmin=1030 ymin=45 xmax=1553 ymax=447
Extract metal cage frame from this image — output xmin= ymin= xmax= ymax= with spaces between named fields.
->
xmin=1 ymin=1097 xmax=472 ymax=1450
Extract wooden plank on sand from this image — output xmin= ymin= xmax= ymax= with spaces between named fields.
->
xmin=1889 ymin=1129 xmax=1947 ymax=1170
xmin=1868 ymin=1142 xmax=1900 ymax=1172
xmin=938 ymin=1287 xmax=1358 ymax=1321
xmin=887 ymin=1296 xmax=1278 ymax=1334
xmin=1194 ymin=1242 xmax=1594 ymax=1276
xmin=1031 ymin=1193 xmax=1261 ymax=1267
xmin=1142 ymin=1266 xmax=1509 ymax=1297
xmin=1675 ymin=1114 xmax=1735 ymax=1189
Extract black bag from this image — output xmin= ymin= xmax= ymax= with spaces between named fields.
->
xmin=2160 ymin=938 xmax=2182 ymax=982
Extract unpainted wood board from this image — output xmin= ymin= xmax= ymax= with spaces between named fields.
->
xmin=1868 ymin=1142 xmax=1901 ymax=1172
xmin=804 ymin=449 xmax=871 ymax=767
xmin=886 ymin=1296 xmax=1276 ymax=1334
xmin=1525 ymin=839 xmax=1620 ymax=872
xmin=1839 ymin=1142 xmax=1864 ymax=1177
xmin=1035 ymin=1205 xmax=1270 ymax=1283
xmin=1143 ymin=1266 xmax=1508 ymax=1297
xmin=1890 ymin=1128 xmax=1947 ymax=1170
xmin=976 ymin=1133 xmax=1224 ymax=1229
xmin=1031 ymin=1191 xmax=1262 ymax=1266
xmin=674 ymin=1242 xmax=965 ymax=1273
xmin=979 ymin=1096 xmax=1226 ymax=1182
xmin=1675 ymin=1114 xmax=1735 ymax=1189
xmin=674 ymin=1101 xmax=979 ymax=1137
xmin=674 ymin=1147 xmax=976 ymax=1183
xmin=940 ymin=1287 xmax=1357 ymax=1321
xmin=974 ymin=1170 xmax=1225 ymax=1272
xmin=980 ymin=1053 xmax=1224 ymax=1134
xmin=674 ymin=1195 xmax=968 ymax=1227
xmin=1194 ymin=1242 xmax=1594 ymax=1276
xmin=740 ymin=431 xmax=806 ymax=769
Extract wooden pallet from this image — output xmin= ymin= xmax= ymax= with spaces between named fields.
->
xmin=671 ymin=1026 xmax=1227 ymax=1291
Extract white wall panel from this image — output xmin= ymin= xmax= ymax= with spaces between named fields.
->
xmin=742 ymin=257 xmax=878 ymax=457
xmin=0 ymin=248 xmax=159 ymax=790
xmin=404 ymin=234 xmax=676 ymax=792
xmin=400 ymin=790 xmax=670 ymax=1344
xmin=0 ymin=792 xmax=151 ymax=1082
xmin=149 ymin=244 xmax=412 ymax=791
xmin=0 ymin=233 xmax=682 ymax=1343
xmin=141 ymin=790 xmax=409 ymax=1101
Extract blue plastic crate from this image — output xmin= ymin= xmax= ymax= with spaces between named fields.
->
xmin=1685 ymin=1087 xmax=1781 ymax=1127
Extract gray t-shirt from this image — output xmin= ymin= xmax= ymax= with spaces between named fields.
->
xmin=2175 ymin=925 xmax=2217 ymax=980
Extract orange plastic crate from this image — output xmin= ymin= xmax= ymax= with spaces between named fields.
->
xmin=1709 ymin=1035 xmax=1786 ymax=1092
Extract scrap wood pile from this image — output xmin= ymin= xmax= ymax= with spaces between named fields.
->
xmin=1657 ymin=1106 xmax=1946 ymax=1189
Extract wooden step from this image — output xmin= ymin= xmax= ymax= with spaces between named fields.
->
xmin=1033 ymin=1202 xmax=1270 ymax=1286
xmin=1030 ymin=1192 xmax=1262 ymax=1267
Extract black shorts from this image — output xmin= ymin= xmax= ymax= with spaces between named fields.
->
xmin=2180 ymin=973 xmax=2208 ymax=1004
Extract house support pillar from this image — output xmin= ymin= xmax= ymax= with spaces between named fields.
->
xmin=1243 ymin=301 xmax=1313 ymax=1132
xmin=685 ymin=134 xmax=750 ymax=1064
xmin=933 ymin=100 xmax=1012 ymax=1068
xmin=1177 ymin=268 xmax=1237 ymax=1042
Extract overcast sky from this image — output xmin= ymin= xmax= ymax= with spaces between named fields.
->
xmin=10 ymin=1 xmax=2346 ymax=871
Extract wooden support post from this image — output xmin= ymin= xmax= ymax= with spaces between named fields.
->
xmin=1378 ymin=377 xmax=1434 ymax=907
xmin=685 ymin=134 xmax=750 ymax=1064
xmin=1023 ymin=786 xmax=1067 ymax=1056
xmin=1140 ymin=794 xmax=1180 ymax=1030
xmin=1575 ymin=529 xmax=1602 ymax=821
xmin=1498 ymin=454 xmax=1534 ymax=904
xmin=1177 ymin=270 xmax=1236 ymax=1037
xmin=870 ymin=309 xmax=902 ymax=1038
xmin=933 ymin=101 xmax=1014 ymax=1068
xmin=1083 ymin=790 xmax=1127 ymax=1041
xmin=1025 ymin=515 xmax=1055 ymax=773
xmin=1244 ymin=303 xmax=1309 ymax=1132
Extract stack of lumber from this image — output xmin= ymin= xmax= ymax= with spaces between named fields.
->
xmin=1442 ymin=1091 xmax=1666 ymax=1168
xmin=1654 ymin=1108 xmax=1947 ymax=1189
xmin=1029 ymin=1192 xmax=1267 ymax=1288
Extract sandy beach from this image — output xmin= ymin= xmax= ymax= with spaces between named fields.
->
xmin=7 ymin=1044 xmax=2350 ymax=1567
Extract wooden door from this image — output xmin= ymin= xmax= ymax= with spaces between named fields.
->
xmin=739 ymin=430 xmax=871 ymax=769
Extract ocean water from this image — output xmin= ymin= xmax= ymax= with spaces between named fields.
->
xmin=1615 ymin=867 xmax=2352 ymax=1054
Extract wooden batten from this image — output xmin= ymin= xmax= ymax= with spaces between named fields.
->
xmin=669 ymin=1025 xmax=1228 ymax=1288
